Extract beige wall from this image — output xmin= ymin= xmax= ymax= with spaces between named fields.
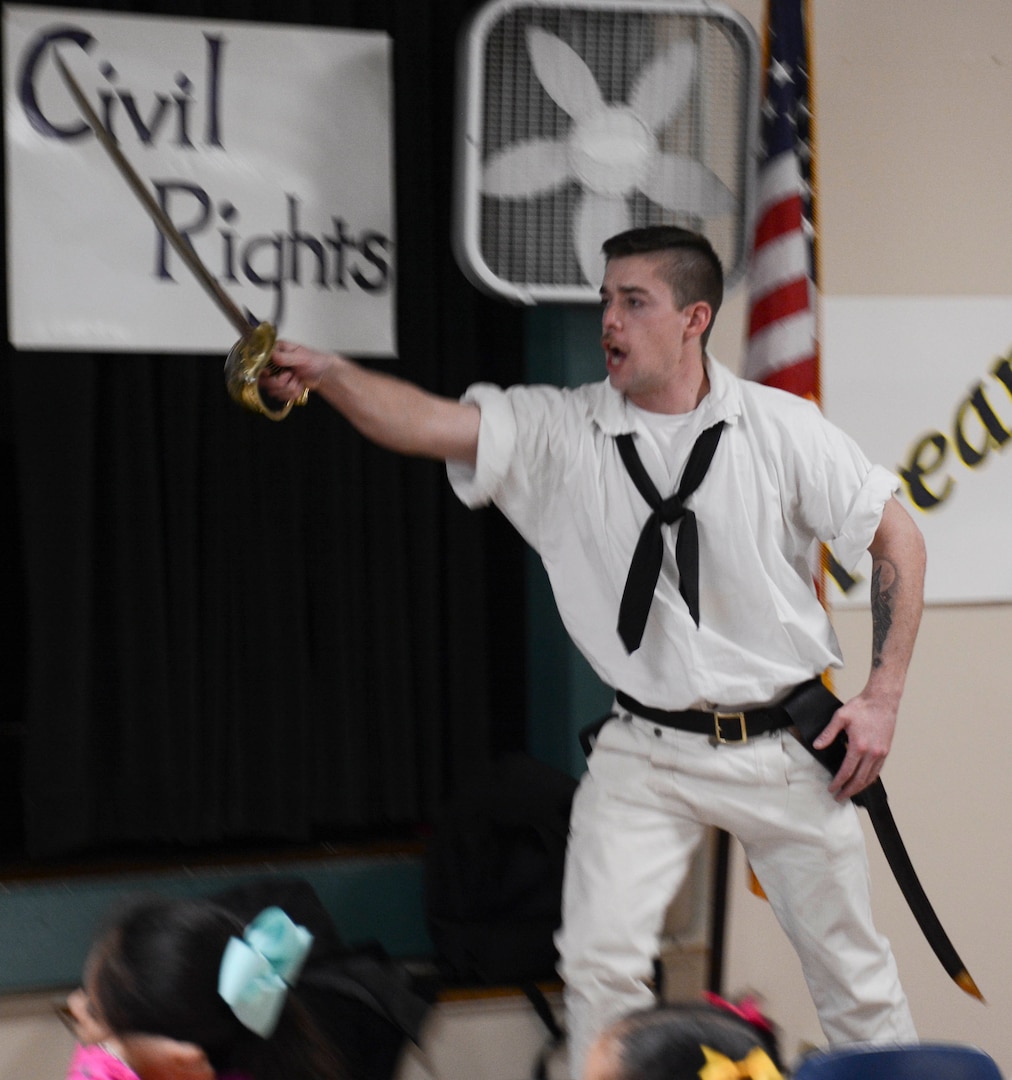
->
xmin=710 ymin=0 xmax=1012 ymax=1073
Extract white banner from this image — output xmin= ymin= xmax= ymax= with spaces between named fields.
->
xmin=823 ymin=296 xmax=1012 ymax=606
xmin=3 ymin=5 xmax=395 ymax=355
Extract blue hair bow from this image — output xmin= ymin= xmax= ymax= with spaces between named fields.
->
xmin=217 ymin=906 xmax=314 ymax=1038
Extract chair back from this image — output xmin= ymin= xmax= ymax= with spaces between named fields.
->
xmin=793 ymin=1043 xmax=1003 ymax=1080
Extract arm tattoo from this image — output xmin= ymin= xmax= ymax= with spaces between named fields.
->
xmin=870 ymin=559 xmax=897 ymax=668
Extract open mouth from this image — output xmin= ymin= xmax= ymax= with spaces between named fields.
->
xmin=604 ymin=352 xmax=626 ymax=378
xmin=604 ymin=342 xmax=627 ymax=371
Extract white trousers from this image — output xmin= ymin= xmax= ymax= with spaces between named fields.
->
xmin=556 ymin=710 xmax=916 ymax=1077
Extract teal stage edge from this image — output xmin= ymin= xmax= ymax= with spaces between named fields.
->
xmin=0 ymin=853 xmax=429 ymax=993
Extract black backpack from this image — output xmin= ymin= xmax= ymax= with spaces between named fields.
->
xmin=424 ymin=753 xmax=578 ymax=1077
xmin=424 ymin=752 xmax=578 ymax=987
xmin=213 ymin=876 xmax=430 ymax=1080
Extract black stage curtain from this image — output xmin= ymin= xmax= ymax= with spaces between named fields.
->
xmin=0 ymin=0 xmax=527 ymax=861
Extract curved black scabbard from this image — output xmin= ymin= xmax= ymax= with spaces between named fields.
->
xmin=780 ymin=679 xmax=983 ymax=1001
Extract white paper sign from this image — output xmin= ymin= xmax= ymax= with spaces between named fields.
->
xmin=3 ymin=5 xmax=395 ymax=355
xmin=823 ymin=296 xmax=1012 ymax=606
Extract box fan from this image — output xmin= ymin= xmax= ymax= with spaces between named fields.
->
xmin=454 ymin=0 xmax=760 ymax=304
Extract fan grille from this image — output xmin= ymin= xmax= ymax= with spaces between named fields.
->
xmin=456 ymin=1 xmax=758 ymax=303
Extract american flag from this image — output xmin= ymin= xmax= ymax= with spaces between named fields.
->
xmin=743 ymin=0 xmax=819 ymax=400
xmin=743 ymin=4 xmax=826 ymax=908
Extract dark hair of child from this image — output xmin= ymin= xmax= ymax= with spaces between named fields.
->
xmin=600 ymin=1001 xmax=784 ymax=1080
xmin=87 ymin=896 xmax=343 ymax=1080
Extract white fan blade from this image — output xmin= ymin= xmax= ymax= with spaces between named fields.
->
xmin=573 ymin=191 xmax=631 ymax=285
xmin=525 ymin=26 xmax=605 ymax=121
xmin=482 ymin=139 xmax=573 ymax=197
xmin=629 ymin=42 xmax=696 ymax=131
xmin=639 ymin=154 xmax=737 ymax=216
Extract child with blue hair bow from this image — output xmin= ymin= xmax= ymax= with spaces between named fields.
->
xmin=64 ymin=896 xmax=343 ymax=1080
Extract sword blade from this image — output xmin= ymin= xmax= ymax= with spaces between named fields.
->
xmin=783 ymin=679 xmax=983 ymax=1001
xmin=860 ymin=783 xmax=984 ymax=1000
xmin=53 ymin=50 xmax=251 ymax=340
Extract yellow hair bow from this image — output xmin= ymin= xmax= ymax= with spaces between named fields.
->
xmin=698 ymin=1045 xmax=782 ymax=1080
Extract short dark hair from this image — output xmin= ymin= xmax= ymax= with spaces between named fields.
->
xmin=605 ymin=1002 xmax=782 ymax=1080
xmin=602 ymin=226 xmax=724 ymax=347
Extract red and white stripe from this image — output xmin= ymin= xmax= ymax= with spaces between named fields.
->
xmin=743 ymin=152 xmax=818 ymax=398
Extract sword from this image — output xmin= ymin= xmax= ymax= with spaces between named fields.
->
xmin=53 ymin=50 xmax=307 ymax=421
xmin=782 ymin=679 xmax=984 ymax=1002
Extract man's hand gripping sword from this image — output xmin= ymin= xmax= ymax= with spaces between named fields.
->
xmin=53 ymin=50 xmax=307 ymax=421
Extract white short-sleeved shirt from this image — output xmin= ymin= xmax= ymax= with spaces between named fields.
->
xmin=447 ymin=357 xmax=898 ymax=711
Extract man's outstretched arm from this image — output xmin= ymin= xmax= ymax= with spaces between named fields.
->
xmin=262 ymin=340 xmax=480 ymax=466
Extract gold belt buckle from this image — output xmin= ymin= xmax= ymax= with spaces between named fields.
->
xmin=713 ymin=711 xmax=747 ymax=744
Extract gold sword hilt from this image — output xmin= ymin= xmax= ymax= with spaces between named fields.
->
xmin=223 ymin=322 xmax=309 ymax=421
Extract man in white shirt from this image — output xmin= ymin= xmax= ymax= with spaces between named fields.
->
xmin=263 ymin=226 xmax=925 ymax=1076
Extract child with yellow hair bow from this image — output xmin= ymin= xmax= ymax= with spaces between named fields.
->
xmin=584 ymin=1000 xmax=783 ymax=1080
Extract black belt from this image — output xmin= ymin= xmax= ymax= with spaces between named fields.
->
xmin=615 ymin=680 xmax=820 ymax=743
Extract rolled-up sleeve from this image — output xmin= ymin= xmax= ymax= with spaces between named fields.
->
xmin=829 ymin=463 xmax=900 ymax=570
xmin=446 ymin=383 xmax=518 ymax=508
